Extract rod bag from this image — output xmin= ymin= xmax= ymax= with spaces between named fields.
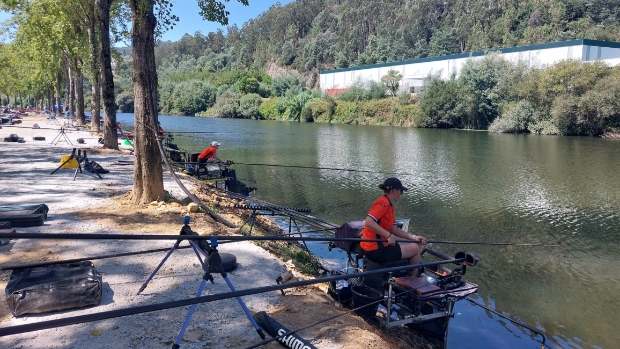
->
xmin=254 ymin=311 xmax=318 ymax=349
xmin=0 ymin=204 xmax=49 ymax=227
xmin=5 ymin=261 xmax=102 ymax=316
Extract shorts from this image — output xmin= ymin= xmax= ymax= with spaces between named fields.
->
xmin=364 ymin=244 xmax=403 ymax=264
xmin=197 ymin=157 xmax=207 ymax=164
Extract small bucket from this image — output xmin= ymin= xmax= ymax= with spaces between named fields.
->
xmin=351 ymin=285 xmax=383 ymax=318
xmin=59 ymin=154 xmax=78 ymax=169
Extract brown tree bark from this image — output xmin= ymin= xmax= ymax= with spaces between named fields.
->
xmin=55 ymin=72 xmax=62 ymax=118
xmin=74 ymin=58 xmax=86 ymax=126
xmin=88 ymin=17 xmax=101 ymax=132
xmin=98 ymin=0 xmax=118 ymax=149
xmin=129 ymin=0 xmax=163 ymax=204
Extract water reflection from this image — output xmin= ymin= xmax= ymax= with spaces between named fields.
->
xmin=118 ymin=114 xmax=620 ymax=349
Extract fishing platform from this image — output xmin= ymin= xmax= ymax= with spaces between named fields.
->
xmin=162 ymin=133 xmax=255 ymax=195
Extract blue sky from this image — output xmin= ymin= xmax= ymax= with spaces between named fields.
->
xmin=161 ymin=0 xmax=295 ymax=42
xmin=0 ymin=0 xmax=295 ymax=43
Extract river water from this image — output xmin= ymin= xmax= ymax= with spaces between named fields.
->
xmin=119 ymin=113 xmax=619 ymax=349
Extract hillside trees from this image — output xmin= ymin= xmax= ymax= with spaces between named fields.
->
xmin=152 ymin=0 xmax=620 ymax=82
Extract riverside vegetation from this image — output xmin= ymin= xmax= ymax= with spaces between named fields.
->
xmin=2 ymin=0 xmax=620 ymax=136
xmin=163 ymin=56 xmax=620 ymax=137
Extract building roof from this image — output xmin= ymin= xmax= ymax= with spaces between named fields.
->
xmin=320 ymin=39 xmax=620 ymax=74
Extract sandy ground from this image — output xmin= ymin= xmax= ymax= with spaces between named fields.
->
xmin=0 ymin=115 xmax=435 ymax=349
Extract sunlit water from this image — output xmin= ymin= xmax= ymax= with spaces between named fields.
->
xmin=119 ymin=114 xmax=620 ymax=349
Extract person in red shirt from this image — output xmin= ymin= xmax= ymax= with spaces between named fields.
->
xmin=360 ymin=178 xmax=428 ymax=275
xmin=197 ymin=141 xmax=222 ymax=163
xmin=157 ymin=122 xmax=164 ymax=136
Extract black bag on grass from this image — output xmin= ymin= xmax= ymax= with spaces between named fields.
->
xmin=5 ymin=261 xmax=103 ymax=316
xmin=84 ymin=161 xmax=109 ymax=174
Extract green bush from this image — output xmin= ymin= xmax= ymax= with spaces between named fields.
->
xmin=393 ymin=104 xmax=422 ymax=127
xmin=357 ymin=99 xmax=393 ymax=121
xmin=212 ymin=91 xmax=241 ymax=118
xmin=578 ymin=69 xmax=620 ymax=134
xmin=333 ymin=100 xmax=357 ymax=123
xmin=538 ymin=60 xmax=610 ymax=106
xmin=457 ymin=53 xmax=517 ymax=129
xmin=239 ymin=93 xmax=263 ymax=119
xmin=338 ymin=81 xmax=367 ymax=102
xmin=172 ymin=80 xmax=217 ymax=115
xmin=272 ymin=73 xmax=304 ymax=97
xmin=551 ymin=95 xmax=579 ymax=135
xmin=418 ymin=74 xmax=464 ymax=128
xmin=307 ymin=98 xmax=335 ymax=122
xmin=238 ymin=77 xmax=260 ymax=94
xmin=257 ymin=82 xmax=272 ymax=98
xmin=366 ymin=80 xmax=387 ymax=100
xmin=258 ymin=97 xmax=282 ymax=120
xmin=528 ymin=118 xmax=560 ymax=135
xmin=300 ymin=107 xmax=313 ymax=122
xmin=489 ymin=100 xmax=534 ymax=133
xmin=397 ymin=90 xmax=411 ymax=106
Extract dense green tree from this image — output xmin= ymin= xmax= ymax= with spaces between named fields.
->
xmin=381 ymin=69 xmax=402 ymax=97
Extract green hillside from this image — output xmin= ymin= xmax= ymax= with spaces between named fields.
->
xmin=155 ymin=0 xmax=620 ymax=81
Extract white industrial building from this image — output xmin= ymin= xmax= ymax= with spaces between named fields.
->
xmin=320 ymin=39 xmax=620 ymax=94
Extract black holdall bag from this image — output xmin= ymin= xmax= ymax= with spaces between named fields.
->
xmin=84 ymin=161 xmax=109 ymax=174
xmin=5 ymin=261 xmax=103 ymax=317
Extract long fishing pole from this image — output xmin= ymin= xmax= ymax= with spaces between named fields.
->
xmin=0 ymin=258 xmax=462 ymax=337
xmin=0 ymin=232 xmax=560 ymax=247
xmin=231 ymin=161 xmax=411 ymax=176
xmin=0 ymin=228 xmax=337 ymax=271
xmin=426 ymin=240 xmax=560 ymax=247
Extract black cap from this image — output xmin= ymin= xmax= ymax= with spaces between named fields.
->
xmin=384 ymin=177 xmax=408 ymax=191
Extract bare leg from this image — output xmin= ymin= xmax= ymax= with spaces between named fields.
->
xmin=399 ymin=242 xmax=422 ymax=276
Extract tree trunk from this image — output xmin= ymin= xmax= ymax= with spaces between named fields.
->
xmin=88 ymin=19 xmax=101 ymax=132
xmin=68 ymin=69 xmax=75 ymax=119
xmin=55 ymin=72 xmax=62 ymax=118
xmin=74 ymin=58 xmax=86 ymax=126
xmin=129 ymin=0 xmax=163 ymax=204
xmin=99 ymin=0 xmax=118 ymax=149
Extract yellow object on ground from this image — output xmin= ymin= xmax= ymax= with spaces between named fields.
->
xmin=59 ymin=154 xmax=78 ymax=169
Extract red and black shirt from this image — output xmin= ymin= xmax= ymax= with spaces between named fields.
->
xmin=360 ymin=195 xmax=396 ymax=251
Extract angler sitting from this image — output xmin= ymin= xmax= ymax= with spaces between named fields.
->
xmin=197 ymin=141 xmax=222 ymax=164
xmin=360 ymin=178 xmax=428 ymax=276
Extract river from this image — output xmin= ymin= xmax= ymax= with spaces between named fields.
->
xmin=118 ymin=113 xmax=620 ymax=349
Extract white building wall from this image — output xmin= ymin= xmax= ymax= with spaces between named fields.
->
xmin=320 ymin=41 xmax=620 ymax=92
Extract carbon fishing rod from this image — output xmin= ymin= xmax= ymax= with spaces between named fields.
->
xmin=1 ymin=239 xmax=232 ymax=271
xmin=230 ymin=161 xmax=411 ymax=176
xmin=0 ymin=232 xmax=560 ymax=248
xmin=0 ymin=228 xmax=338 ymax=271
xmin=0 ymin=258 xmax=462 ymax=337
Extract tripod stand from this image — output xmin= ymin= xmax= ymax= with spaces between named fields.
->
xmin=51 ymin=127 xmax=72 ymax=145
xmin=50 ymin=148 xmax=102 ymax=180
xmin=138 ymin=217 xmax=266 ymax=348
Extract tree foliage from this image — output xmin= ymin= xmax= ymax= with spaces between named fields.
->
xmin=381 ymin=69 xmax=402 ymax=97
